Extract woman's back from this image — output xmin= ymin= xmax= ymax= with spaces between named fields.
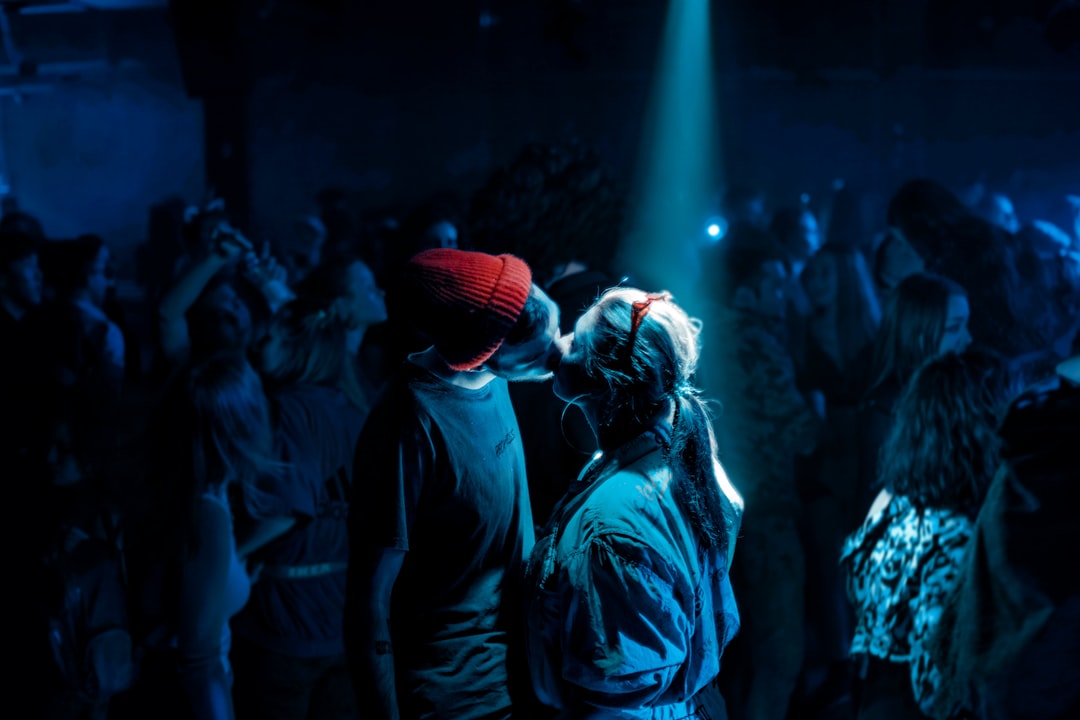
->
xmin=525 ymin=426 xmax=738 ymax=719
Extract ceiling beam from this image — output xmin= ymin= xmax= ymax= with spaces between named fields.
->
xmin=15 ymin=1 xmax=167 ymax=13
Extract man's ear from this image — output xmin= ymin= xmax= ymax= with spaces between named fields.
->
xmin=330 ymin=296 xmax=353 ymax=326
xmin=732 ymin=285 xmax=757 ymax=311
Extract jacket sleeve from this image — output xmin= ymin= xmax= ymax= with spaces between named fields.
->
xmin=558 ymin=532 xmax=693 ymax=714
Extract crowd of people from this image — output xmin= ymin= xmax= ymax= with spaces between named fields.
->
xmin=3 ymin=142 xmax=1078 ymax=720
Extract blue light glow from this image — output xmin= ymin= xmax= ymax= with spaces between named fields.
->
xmin=624 ymin=0 xmax=717 ymax=304
xmin=704 ymin=216 xmax=728 ymax=242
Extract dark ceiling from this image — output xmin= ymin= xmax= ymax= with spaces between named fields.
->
xmin=1 ymin=0 xmax=1077 ymax=98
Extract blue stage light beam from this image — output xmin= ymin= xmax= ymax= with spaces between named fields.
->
xmin=622 ymin=0 xmax=718 ymax=309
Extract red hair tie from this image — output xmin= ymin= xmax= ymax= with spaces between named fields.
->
xmin=626 ymin=291 xmax=671 ymax=358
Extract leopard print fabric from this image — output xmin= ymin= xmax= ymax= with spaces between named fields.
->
xmin=841 ymin=493 xmax=974 ymax=715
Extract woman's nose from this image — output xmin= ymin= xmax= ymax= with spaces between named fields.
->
xmin=555 ymin=332 xmax=573 ymax=357
xmin=540 ymin=333 xmax=570 ymax=372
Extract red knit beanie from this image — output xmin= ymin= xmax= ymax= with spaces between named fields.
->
xmin=393 ymin=248 xmax=533 ymax=371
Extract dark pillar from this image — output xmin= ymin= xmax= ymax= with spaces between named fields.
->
xmin=203 ymin=93 xmax=251 ymax=230
xmin=169 ymin=0 xmax=253 ymax=227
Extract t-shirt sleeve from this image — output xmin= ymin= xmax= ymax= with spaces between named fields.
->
xmin=349 ymin=390 xmax=433 ymax=553
xmin=558 ymin=532 xmax=691 ymax=712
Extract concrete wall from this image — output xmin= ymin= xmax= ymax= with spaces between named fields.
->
xmin=1 ymin=4 xmax=1076 ymax=283
xmin=0 ymin=10 xmax=203 ymax=279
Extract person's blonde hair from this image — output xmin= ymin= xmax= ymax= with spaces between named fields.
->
xmin=262 ymin=298 xmax=369 ymax=413
xmin=577 ymin=287 xmax=740 ymax=555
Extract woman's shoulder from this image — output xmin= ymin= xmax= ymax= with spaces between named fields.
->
xmin=883 ymin=495 xmax=972 ymax=534
xmin=589 ymin=450 xmax=671 ymax=507
xmin=565 ymin=462 xmax=683 ymax=560
xmin=196 ymin=486 xmax=232 ymax=518
xmin=848 ymin=495 xmax=972 ymax=563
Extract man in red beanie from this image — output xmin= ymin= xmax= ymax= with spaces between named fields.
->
xmin=346 ymin=248 xmax=561 ymax=720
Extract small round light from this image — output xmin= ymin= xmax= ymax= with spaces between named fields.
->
xmin=703 ymin=217 xmax=728 ymax=242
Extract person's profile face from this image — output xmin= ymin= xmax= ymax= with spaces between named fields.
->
xmin=85 ymin=247 xmax=111 ymax=308
xmin=798 ymin=211 xmax=823 ymax=259
xmin=990 ymin=194 xmax=1020 ymax=235
xmin=256 ymin=319 xmax=289 ymax=377
xmin=937 ymin=294 xmax=972 ymax=355
xmin=553 ymin=305 xmax=599 ymax=403
xmin=801 ymin=251 xmax=838 ymax=311
xmin=880 ymin=233 xmax=925 ymax=289
xmin=4 ymin=254 xmax=43 ymax=307
xmin=425 ymin=221 xmax=459 ymax=250
xmin=344 ymin=260 xmax=387 ymax=327
xmin=746 ymin=198 xmax=767 ymax=228
xmin=205 ymin=282 xmax=253 ymax=349
xmin=756 ymin=261 xmax=789 ymax=319
xmin=487 ymin=286 xmax=562 ymax=382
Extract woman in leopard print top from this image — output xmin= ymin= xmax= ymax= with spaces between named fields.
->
xmin=841 ymin=349 xmax=1018 ymax=718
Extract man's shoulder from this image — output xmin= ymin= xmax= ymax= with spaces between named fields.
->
xmin=367 ymin=367 xmax=425 ymax=415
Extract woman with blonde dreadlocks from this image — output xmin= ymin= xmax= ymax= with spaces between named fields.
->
xmin=524 ymin=287 xmax=744 ymax=719
xmin=230 ymin=289 xmax=371 ymax=720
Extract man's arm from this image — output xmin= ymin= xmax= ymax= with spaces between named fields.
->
xmin=157 ymin=231 xmax=249 ymax=361
xmin=345 ymin=547 xmax=406 ymax=720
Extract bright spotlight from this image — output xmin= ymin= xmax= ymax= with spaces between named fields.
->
xmin=704 ymin=216 xmax=728 ymax=242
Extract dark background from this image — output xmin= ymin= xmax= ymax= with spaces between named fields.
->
xmin=1 ymin=0 xmax=1078 ymax=282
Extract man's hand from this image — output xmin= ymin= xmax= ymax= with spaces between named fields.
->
xmin=210 ymin=223 xmax=253 ymax=262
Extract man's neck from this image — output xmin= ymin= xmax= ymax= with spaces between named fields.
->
xmin=410 ymin=347 xmax=496 ymax=390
